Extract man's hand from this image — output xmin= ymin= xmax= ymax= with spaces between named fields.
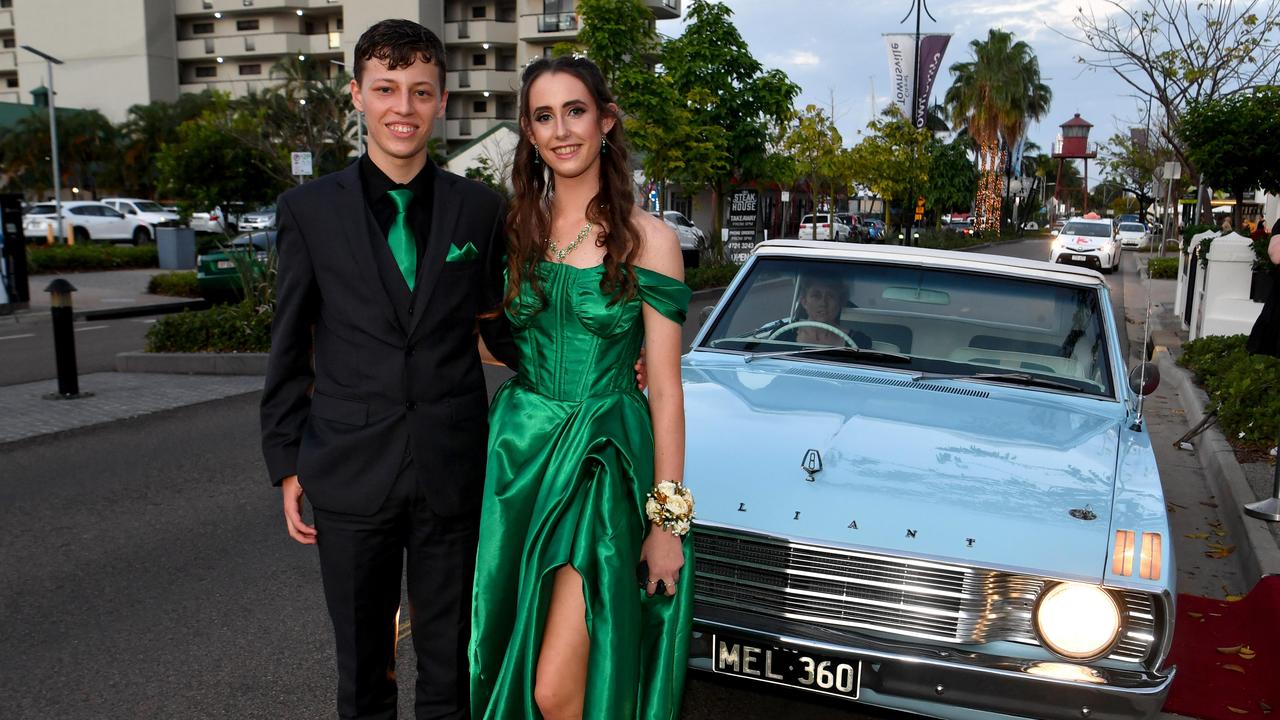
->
xmin=634 ymin=347 xmax=648 ymax=392
xmin=281 ymin=475 xmax=317 ymax=544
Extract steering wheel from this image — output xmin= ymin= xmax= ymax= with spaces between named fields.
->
xmin=766 ymin=320 xmax=860 ymax=349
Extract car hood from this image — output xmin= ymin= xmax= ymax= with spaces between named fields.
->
xmin=683 ymin=359 xmax=1122 ymax=581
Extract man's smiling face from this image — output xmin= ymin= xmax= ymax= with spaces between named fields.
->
xmin=351 ymin=56 xmax=446 ymax=172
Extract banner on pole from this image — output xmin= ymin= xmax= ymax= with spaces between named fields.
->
xmin=912 ymin=34 xmax=951 ymax=129
xmin=883 ymin=34 xmax=916 ymax=119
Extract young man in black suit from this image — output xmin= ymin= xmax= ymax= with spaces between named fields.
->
xmin=260 ymin=19 xmax=516 ymax=720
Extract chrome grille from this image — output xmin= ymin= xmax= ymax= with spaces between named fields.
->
xmin=693 ymin=527 xmax=1159 ymax=663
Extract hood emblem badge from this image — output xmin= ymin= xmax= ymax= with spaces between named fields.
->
xmin=801 ymin=449 xmax=823 ymax=482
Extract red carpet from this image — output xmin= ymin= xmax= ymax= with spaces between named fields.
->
xmin=1164 ymin=576 xmax=1280 ymax=719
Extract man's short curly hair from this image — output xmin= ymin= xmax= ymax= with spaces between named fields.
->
xmin=353 ymin=19 xmax=446 ymax=88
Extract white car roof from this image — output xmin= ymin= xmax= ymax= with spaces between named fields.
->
xmin=753 ymin=239 xmax=1108 ymax=287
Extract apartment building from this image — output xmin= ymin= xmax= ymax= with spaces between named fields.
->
xmin=0 ymin=0 xmax=15 ymax=104
xmin=4 ymin=0 xmax=679 ymax=149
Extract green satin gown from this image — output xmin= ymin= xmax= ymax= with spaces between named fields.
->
xmin=469 ymin=261 xmax=693 ymax=719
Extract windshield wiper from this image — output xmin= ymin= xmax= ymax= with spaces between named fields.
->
xmin=744 ymin=345 xmax=912 ymax=364
xmin=913 ymin=371 xmax=1082 ymax=392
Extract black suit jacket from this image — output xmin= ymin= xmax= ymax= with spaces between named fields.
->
xmin=260 ymin=160 xmax=514 ymax=517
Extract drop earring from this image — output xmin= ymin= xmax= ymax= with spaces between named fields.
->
xmin=533 ymin=144 xmax=541 ymax=165
xmin=600 ymin=136 xmax=608 ymax=155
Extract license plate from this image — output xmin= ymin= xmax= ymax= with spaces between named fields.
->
xmin=1070 ymin=254 xmax=1090 ymax=261
xmin=216 ymin=260 xmax=235 ymax=269
xmin=711 ymin=634 xmax=861 ymax=699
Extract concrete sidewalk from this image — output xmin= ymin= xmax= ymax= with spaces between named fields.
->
xmin=0 ymin=269 xmax=204 ymax=326
xmin=1121 ymin=251 xmax=1280 ymax=586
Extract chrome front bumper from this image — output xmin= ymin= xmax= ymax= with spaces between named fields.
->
xmin=689 ymin=606 xmax=1173 ymax=720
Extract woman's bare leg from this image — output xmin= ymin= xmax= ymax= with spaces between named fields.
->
xmin=534 ymin=565 xmax=590 ymax=720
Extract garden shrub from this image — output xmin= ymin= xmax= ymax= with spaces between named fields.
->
xmin=145 ymin=302 xmax=272 ymax=353
xmin=1178 ymin=334 xmax=1280 ymax=446
xmin=685 ymin=264 xmax=740 ymax=291
xmin=1147 ymin=257 xmax=1178 ymax=279
xmin=147 ymin=271 xmax=200 ymax=297
xmin=26 ymin=244 xmax=158 ymax=273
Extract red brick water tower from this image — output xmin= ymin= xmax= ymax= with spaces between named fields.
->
xmin=1051 ymin=114 xmax=1097 ymax=221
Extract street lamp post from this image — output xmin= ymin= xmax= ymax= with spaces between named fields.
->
xmin=330 ymin=59 xmax=363 ymax=156
xmin=22 ymin=45 xmax=64 ymax=241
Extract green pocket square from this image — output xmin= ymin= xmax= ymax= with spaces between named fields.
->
xmin=446 ymin=242 xmax=479 ymax=262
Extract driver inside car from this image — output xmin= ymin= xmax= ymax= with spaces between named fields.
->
xmin=773 ymin=270 xmax=873 ymax=348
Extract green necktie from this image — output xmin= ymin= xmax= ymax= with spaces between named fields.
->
xmin=386 ymin=188 xmax=417 ymax=291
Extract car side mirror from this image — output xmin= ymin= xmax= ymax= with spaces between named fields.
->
xmin=1128 ymin=362 xmax=1160 ymax=396
xmin=1051 ymin=229 xmax=1059 ymax=237
xmin=698 ymin=305 xmax=714 ymax=329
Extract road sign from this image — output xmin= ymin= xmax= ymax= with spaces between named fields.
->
xmin=780 ymin=191 xmax=790 ymax=203
xmin=291 ymin=152 xmax=313 ymax=176
xmin=1161 ymin=161 xmax=1181 ymax=180
xmin=913 ymin=196 xmax=925 ymax=222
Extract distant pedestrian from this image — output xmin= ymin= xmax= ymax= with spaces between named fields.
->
xmin=1221 ymin=214 xmax=1234 ymax=233
xmin=1253 ymin=219 xmax=1272 ymax=244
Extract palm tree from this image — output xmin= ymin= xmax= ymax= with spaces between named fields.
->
xmin=944 ymin=29 xmax=1051 ymax=231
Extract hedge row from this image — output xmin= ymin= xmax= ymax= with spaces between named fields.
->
xmin=685 ymin=264 xmax=740 ymax=291
xmin=1178 ymin=334 xmax=1280 ymax=446
xmin=1147 ymin=257 xmax=1178 ymax=279
xmin=26 ymin=244 xmax=158 ymax=273
xmin=146 ymin=302 xmax=272 ymax=353
xmin=147 ymin=271 xmax=201 ymax=298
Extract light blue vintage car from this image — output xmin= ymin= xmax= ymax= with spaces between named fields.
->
xmin=684 ymin=240 xmax=1174 ymax=719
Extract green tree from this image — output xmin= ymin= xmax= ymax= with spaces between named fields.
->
xmin=1178 ymin=86 xmax=1280 ymax=230
xmin=465 ymin=157 xmax=510 ymax=199
xmin=849 ymin=108 xmax=932 ymax=234
xmin=926 ymin=136 xmax=978 ymax=221
xmin=0 ymin=107 xmax=118 ymax=199
xmin=567 ymin=0 xmax=729 ymax=226
xmin=781 ymin=105 xmax=845 ymax=239
xmin=662 ymin=0 xmax=798 ymax=258
xmin=117 ymin=91 xmax=220 ymax=197
xmin=945 ymin=29 xmax=1050 ymax=231
xmin=1072 ymin=0 xmax=1280 ymax=218
xmin=156 ymin=104 xmax=285 ymax=227
xmin=1098 ymin=128 xmax=1177 ymax=223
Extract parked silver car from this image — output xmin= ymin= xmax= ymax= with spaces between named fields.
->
xmin=651 ymin=210 xmax=704 ymax=267
xmin=237 ymin=204 xmax=277 ymax=231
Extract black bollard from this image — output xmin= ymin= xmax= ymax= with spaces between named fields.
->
xmin=1244 ymin=437 xmax=1280 ymax=522
xmin=44 ymin=278 xmax=90 ymax=400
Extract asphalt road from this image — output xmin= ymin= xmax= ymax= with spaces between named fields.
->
xmin=0 ymin=315 xmax=156 ymax=386
xmin=0 ymin=237 xmax=1150 ymax=719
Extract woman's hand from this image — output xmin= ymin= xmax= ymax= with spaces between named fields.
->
xmin=639 ymin=525 xmax=684 ymax=597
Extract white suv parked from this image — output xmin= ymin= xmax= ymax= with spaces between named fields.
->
xmin=101 ymin=198 xmax=182 ymax=239
xmin=23 ymin=201 xmax=153 ymax=244
xmin=798 ymin=213 xmax=851 ymax=241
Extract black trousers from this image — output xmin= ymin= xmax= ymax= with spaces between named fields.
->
xmin=313 ymin=447 xmax=478 ymax=720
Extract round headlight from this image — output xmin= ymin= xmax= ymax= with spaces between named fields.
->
xmin=1034 ymin=582 xmax=1121 ymax=660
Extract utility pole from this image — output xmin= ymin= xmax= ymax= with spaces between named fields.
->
xmin=898 ymin=0 xmax=936 ymax=245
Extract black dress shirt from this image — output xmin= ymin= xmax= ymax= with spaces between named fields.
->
xmin=360 ymin=154 xmax=434 ymax=265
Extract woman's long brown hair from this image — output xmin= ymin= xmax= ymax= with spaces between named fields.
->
xmin=504 ymin=56 xmax=641 ymax=312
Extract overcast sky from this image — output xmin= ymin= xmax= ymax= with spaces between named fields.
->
xmin=656 ymin=0 xmax=1147 ymax=167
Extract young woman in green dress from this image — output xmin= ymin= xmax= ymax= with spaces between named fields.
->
xmin=468 ymin=56 xmax=694 ymax=719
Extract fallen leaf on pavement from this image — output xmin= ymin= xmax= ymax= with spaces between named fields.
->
xmin=1226 ymin=594 xmax=1245 ymax=602
xmin=1239 ymin=646 xmax=1257 ymax=660
xmin=1228 ymin=706 xmax=1249 ymax=715
xmin=1186 ymin=532 xmax=1210 ymax=539
xmin=1219 ymin=645 xmax=1244 ymax=654
xmin=1201 ymin=501 xmax=1220 ymax=508
xmin=1188 ymin=612 xmax=1204 ymax=618
xmin=1223 ymin=663 xmax=1246 ymax=673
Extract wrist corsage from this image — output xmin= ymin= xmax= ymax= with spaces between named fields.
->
xmin=645 ymin=481 xmax=694 ymax=537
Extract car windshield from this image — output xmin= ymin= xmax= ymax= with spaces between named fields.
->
xmin=698 ymin=256 xmax=1114 ymax=397
xmin=1062 ymin=222 xmax=1112 ymax=237
xmin=28 ymin=204 xmax=56 ymax=215
xmin=1118 ymin=223 xmax=1145 ymax=232
xmin=133 ymin=201 xmax=166 ymax=212
xmin=799 ymin=215 xmax=833 ymax=224
xmin=230 ymin=232 xmax=275 ymax=250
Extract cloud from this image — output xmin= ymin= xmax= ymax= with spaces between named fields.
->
xmin=950 ymin=0 xmax=1127 ymax=41
xmin=764 ymin=49 xmax=822 ymax=70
